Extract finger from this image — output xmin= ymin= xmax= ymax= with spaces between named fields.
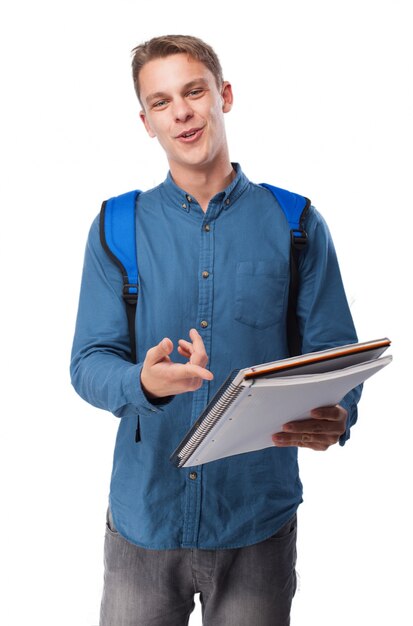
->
xmin=145 ymin=337 xmax=173 ymax=366
xmin=272 ymin=432 xmax=339 ymax=450
xmin=177 ymin=345 xmax=192 ymax=359
xmin=310 ymin=405 xmax=347 ymax=421
xmin=189 ymin=328 xmax=207 ymax=355
xmin=172 ymin=363 xmax=214 ymax=382
xmin=188 ymin=328 xmax=208 ymax=367
xmin=282 ymin=418 xmax=344 ymax=435
xmin=189 ymin=327 xmax=203 ymax=343
xmin=178 ymin=339 xmax=194 ymax=356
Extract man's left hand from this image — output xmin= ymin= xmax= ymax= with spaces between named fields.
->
xmin=272 ymin=405 xmax=348 ymax=451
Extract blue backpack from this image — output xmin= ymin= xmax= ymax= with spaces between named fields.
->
xmin=100 ymin=184 xmax=310 ymax=362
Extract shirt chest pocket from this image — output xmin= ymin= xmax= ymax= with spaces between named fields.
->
xmin=234 ymin=260 xmax=289 ymax=330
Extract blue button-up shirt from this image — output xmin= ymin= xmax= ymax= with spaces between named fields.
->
xmin=70 ymin=164 xmax=361 ymax=550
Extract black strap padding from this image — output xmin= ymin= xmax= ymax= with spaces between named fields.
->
xmin=286 ymin=197 xmax=311 ymax=356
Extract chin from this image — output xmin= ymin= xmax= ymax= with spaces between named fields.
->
xmin=177 ymin=155 xmax=211 ymax=169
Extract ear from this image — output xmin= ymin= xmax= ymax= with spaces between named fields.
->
xmin=139 ymin=110 xmax=156 ymax=138
xmin=221 ymin=81 xmax=233 ymax=113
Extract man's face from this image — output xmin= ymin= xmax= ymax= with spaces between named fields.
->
xmin=139 ymin=53 xmax=233 ymax=174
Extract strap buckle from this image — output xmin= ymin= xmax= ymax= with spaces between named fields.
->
xmin=291 ymin=229 xmax=308 ymax=250
xmin=122 ymin=283 xmax=138 ymax=304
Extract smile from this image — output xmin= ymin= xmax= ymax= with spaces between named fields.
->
xmin=176 ymin=128 xmax=204 ymax=143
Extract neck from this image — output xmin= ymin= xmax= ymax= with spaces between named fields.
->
xmin=170 ymin=158 xmax=235 ymax=213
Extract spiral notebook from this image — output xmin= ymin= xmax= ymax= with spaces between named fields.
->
xmin=170 ymin=338 xmax=392 ymax=468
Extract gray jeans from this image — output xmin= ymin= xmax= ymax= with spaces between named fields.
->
xmin=99 ymin=509 xmax=297 ymax=626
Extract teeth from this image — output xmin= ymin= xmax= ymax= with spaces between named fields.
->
xmin=183 ymin=131 xmax=196 ymax=138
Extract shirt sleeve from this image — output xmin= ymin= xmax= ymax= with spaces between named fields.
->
xmin=70 ymin=215 xmax=168 ymax=418
xmin=297 ymin=206 xmax=362 ymax=444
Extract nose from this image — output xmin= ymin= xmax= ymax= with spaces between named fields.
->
xmin=172 ymin=97 xmax=194 ymax=123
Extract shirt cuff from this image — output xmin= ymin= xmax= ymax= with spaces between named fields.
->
xmin=123 ymin=362 xmax=174 ymax=414
xmin=338 ymin=394 xmax=357 ymax=446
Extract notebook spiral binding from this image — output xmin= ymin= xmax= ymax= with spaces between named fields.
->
xmin=177 ymin=379 xmax=245 ymax=467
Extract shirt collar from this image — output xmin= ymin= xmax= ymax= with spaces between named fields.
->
xmin=162 ymin=163 xmax=249 ymax=213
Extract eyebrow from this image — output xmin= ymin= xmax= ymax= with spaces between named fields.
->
xmin=145 ymin=78 xmax=209 ymax=105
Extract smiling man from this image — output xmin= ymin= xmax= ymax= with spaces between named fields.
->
xmin=138 ymin=51 xmax=235 ymax=212
xmin=70 ymin=35 xmax=361 ymax=626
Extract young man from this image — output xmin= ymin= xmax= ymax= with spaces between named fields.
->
xmin=71 ymin=35 xmax=361 ymax=626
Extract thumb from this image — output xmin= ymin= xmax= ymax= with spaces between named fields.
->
xmin=145 ymin=337 xmax=174 ymax=365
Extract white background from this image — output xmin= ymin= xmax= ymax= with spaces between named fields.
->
xmin=1 ymin=0 xmax=411 ymax=624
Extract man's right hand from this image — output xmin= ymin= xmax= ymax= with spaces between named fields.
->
xmin=140 ymin=328 xmax=213 ymax=400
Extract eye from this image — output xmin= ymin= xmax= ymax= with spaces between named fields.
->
xmin=152 ymin=99 xmax=168 ymax=109
xmin=187 ymin=88 xmax=205 ymax=98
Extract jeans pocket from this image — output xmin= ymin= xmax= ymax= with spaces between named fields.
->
xmin=105 ymin=507 xmax=119 ymax=536
xmin=234 ymin=260 xmax=288 ymax=330
xmin=269 ymin=513 xmax=297 ymax=540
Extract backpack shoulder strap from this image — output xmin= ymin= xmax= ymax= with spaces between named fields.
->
xmin=260 ymin=183 xmax=311 ymax=356
xmin=100 ymin=189 xmax=141 ymax=363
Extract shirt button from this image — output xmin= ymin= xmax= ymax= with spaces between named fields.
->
xmin=189 ymin=472 xmax=197 ymax=480
xmin=225 ymin=198 xmax=230 ymax=205
xmin=182 ymin=203 xmax=187 ymax=209
xmin=186 ymin=195 xmax=192 ymax=202
xmin=200 ymin=320 xmax=208 ymax=329
xmin=202 ymin=271 xmax=209 ymax=279
xmin=204 ymin=224 xmax=210 ymax=232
